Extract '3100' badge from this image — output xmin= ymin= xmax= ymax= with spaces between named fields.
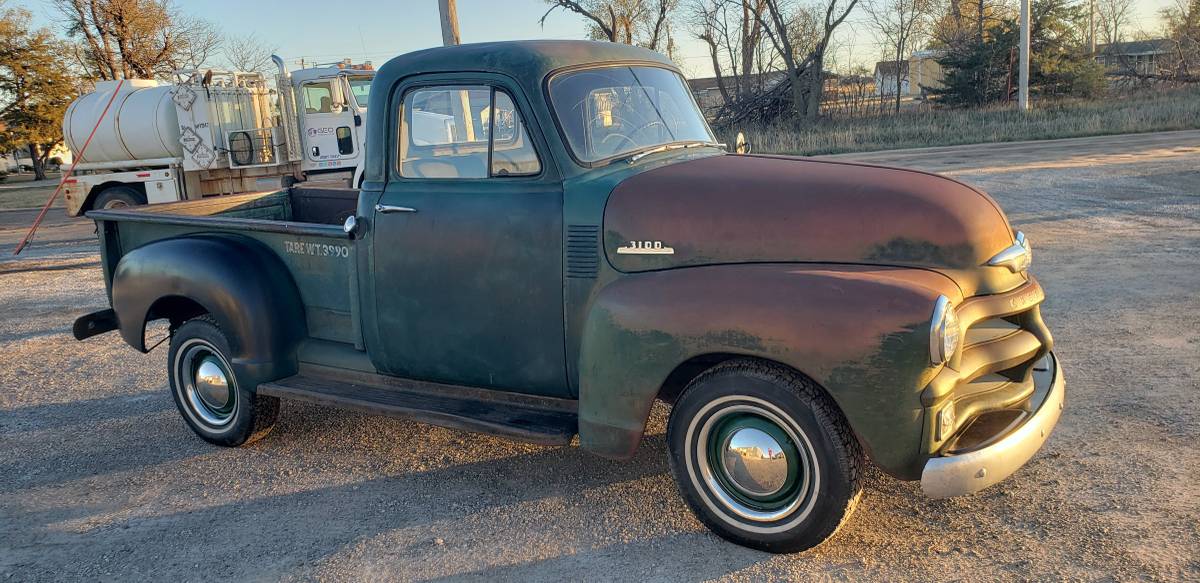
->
xmin=617 ymin=241 xmax=675 ymax=255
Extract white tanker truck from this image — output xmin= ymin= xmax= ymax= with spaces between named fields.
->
xmin=61 ymin=57 xmax=374 ymax=216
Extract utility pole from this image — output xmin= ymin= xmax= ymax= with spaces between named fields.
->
xmin=1089 ymin=0 xmax=1096 ymax=54
xmin=1018 ymin=0 xmax=1030 ymax=111
xmin=439 ymin=0 xmax=461 ymax=46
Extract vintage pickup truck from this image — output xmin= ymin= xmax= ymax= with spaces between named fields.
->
xmin=74 ymin=40 xmax=1064 ymax=553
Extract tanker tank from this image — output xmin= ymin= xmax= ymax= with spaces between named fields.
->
xmin=62 ymin=79 xmax=183 ymax=164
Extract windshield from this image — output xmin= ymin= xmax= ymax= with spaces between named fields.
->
xmin=549 ymin=65 xmax=714 ymax=163
xmin=346 ymin=75 xmax=373 ymax=108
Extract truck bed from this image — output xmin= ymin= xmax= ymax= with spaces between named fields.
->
xmin=88 ymin=187 xmax=364 ymax=348
xmin=102 ymin=186 xmax=359 ymax=226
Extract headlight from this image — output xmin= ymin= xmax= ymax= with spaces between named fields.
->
xmin=929 ymin=295 xmax=961 ymax=365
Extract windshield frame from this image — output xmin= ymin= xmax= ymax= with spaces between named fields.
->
xmin=544 ymin=62 xmax=718 ymax=168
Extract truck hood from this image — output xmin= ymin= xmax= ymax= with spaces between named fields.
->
xmin=603 ymin=154 xmax=1026 ymax=296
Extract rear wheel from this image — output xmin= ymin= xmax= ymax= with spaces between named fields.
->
xmin=667 ymin=360 xmax=863 ymax=553
xmin=92 ymin=186 xmax=144 ymax=210
xmin=168 ymin=316 xmax=278 ymax=446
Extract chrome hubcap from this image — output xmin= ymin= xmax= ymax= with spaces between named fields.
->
xmin=721 ymin=427 xmax=789 ymax=496
xmin=177 ymin=340 xmax=237 ymax=427
xmin=686 ymin=397 xmax=821 ymax=530
xmin=194 ymin=357 xmax=231 ymax=411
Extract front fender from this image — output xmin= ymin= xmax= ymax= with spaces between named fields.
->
xmin=577 ymin=263 xmax=961 ymax=478
xmin=111 ymin=234 xmax=307 ymax=386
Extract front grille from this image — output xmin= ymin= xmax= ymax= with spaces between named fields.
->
xmin=925 ymin=279 xmax=1053 ymax=451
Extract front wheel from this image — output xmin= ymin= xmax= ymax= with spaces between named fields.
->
xmin=167 ymin=316 xmax=278 ymax=447
xmin=667 ymin=360 xmax=863 ymax=553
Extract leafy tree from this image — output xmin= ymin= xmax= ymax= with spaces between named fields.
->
xmin=932 ymin=0 xmax=1105 ymax=106
xmin=0 ymin=5 xmax=77 ymax=181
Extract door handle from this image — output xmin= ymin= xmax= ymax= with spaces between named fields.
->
xmin=375 ymin=204 xmax=417 ymax=214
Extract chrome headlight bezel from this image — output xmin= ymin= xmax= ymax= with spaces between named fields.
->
xmin=929 ymin=295 xmax=961 ymax=365
xmin=988 ymin=231 xmax=1032 ymax=273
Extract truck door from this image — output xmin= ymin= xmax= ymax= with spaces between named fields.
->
xmin=367 ymin=80 xmax=567 ymax=397
xmin=299 ymin=79 xmax=358 ymax=171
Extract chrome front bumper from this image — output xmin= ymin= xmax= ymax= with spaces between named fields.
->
xmin=921 ymin=351 xmax=1065 ymax=498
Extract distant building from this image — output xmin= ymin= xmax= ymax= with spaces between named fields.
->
xmin=687 ymin=72 xmax=788 ymax=111
xmin=874 ymin=50 xmax=945 ymax=98
xmin=909 ymin=50 xmax=946 ymax=96
xmin=1095 ymin=39 xmax=1175 ymax=76
xmin=874 ymin=61 xmax=910 ymax=97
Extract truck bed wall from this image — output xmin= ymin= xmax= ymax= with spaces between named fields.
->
xmin=93 ymin=188 xmax=361 ymax=347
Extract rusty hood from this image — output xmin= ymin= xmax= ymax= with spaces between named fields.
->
xmin=603 ymin=154 xmax=1024 ymax=295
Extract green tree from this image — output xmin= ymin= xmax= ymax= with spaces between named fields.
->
xmin=0 ymin=5 xmax=77 ymax=181
xmin=933 ymin=0 xmax=1105 ymax=106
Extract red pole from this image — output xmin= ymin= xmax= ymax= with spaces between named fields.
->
xmin=13 ymin=78 xmax=125 ymax=256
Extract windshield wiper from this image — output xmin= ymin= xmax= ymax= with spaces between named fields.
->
xmin=626 ymin=141 xmax=718 ymax=163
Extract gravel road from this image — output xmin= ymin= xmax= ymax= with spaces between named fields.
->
xmin=2 ymin=131 xmax=1198 ymax=581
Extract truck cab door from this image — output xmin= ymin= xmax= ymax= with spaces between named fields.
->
xmin=365 ymin=80 xmax=568 ymax=397
xmin=298 ymin=79 xmax=358 ymax=172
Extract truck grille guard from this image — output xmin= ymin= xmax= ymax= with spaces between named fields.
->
xmin=923 ymin=278 xmax=1054 ymax=454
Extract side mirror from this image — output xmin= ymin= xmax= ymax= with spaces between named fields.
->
xmin=735 ymin=132 xmax=752 ymax=155
xmin=343 ymin=214 xmax=359 ymax=237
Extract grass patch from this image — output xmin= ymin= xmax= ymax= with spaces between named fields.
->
xmin=0 ymin=173 xmax=64 ymax=210
xmin=719 ymin=86 xmax=1200 ymax=156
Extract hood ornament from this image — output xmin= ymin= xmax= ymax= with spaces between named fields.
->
xmin=987 ymin=231 xmax=1032 ymax=273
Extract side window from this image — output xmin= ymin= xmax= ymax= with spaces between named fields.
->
xmin=490 ymin=91 xmax=540 ymax=176
xmin=336 ymin=126 xmax=353 ymax=155
xmin=399 ymin=85 xmax=541 ymax=179
xmin=303 ymin=82 xmax=333 ymax=114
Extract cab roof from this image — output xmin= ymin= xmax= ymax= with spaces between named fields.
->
xmin=362 ymin=40 xmax=680 ymax=186
xmin=374 ymin=40 xmax=676 ymax=85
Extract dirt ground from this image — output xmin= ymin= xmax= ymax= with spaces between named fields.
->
xmin=1 ymin=131 xmax=1197 ymax=581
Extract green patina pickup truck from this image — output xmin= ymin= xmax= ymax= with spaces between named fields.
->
xmin=75 ymin=40 xmax=1064 ymax=552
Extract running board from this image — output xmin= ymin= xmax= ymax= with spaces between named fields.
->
xmin=257 ymin=366 xmax=577 ymax=445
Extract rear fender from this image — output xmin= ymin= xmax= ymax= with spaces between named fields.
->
xmin=111 ymin=234 xmax=307 ymax=386
xmin=577 ymin=263 xmax=961 ymax=479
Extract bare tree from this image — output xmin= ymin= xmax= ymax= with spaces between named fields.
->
xmin=223 ymin=33 xmax=276 ymax=73
xmin=541 ymin=0 xmax=677 ymax=53
xmin=692 ymin=0 xmax=769 ymax=103
xmin=865 ymin=0 xmax=934 ymax=113
xmin=1095 ymin=0 xmax=1134 ymax=46
xmin=1161 ymin=0 xmax=1200 ymax=80
xmin=928 ymin=0 xmax=1007 ymax=47
xmin=756 ymin=0 xmax=859 ymax=118
xmin=54 ymin=0 xmax=222 ymax=80
xmin=166 ymin=14 xmax=221 ymax=72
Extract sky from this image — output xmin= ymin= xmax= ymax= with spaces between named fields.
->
xmin=22 ymin=0 xmax=1179 ymax=78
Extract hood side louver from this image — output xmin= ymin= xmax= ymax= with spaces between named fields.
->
xmin=566 ymin=225 xmax=600 ymax=278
